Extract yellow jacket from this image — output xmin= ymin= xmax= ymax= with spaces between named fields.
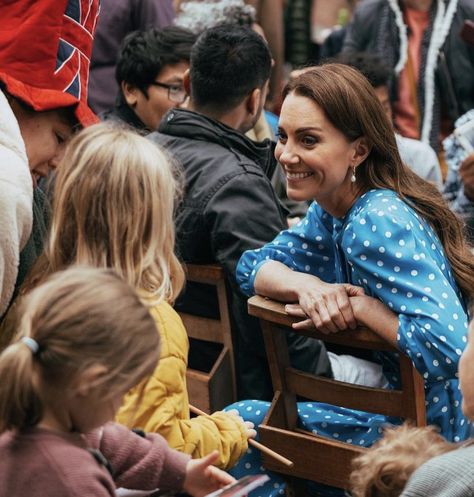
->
xmin=116 ymin=300 xmax=248 ymax=469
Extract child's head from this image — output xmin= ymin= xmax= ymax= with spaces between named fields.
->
xmin=0 ymin=267 xmax=160 ymax=433
xmin=45 ymin=123 xmax=184 ymax=304
xmin=350 ymin=424 xmax=456 ymax=497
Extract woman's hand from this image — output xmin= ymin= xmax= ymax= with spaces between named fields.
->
xmin=225 ymin=409 xmax=257 ymax=439
xmin=349 ymin=295 xmax=399 ymax=346
xmin=183 ymin=451 xmax=235 ymax=497
xmin=286 ymin=280 xmax=365 ymax=333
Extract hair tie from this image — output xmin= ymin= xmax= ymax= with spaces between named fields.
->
xmin=20 ymin=337 xmax=40 ymax=355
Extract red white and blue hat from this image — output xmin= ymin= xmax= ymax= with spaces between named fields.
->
xmin=0 ymin=0 xmax=100 ymax=126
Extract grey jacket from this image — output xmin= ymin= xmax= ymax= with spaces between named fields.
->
xmin=401 ymin=444 xmax=474 ymax=497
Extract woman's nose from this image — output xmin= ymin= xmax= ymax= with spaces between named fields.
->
xmin=278 ymin=144 xmax=299 ymax=165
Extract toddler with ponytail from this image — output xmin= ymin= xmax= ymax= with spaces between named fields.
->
xmin=0 ymin=267 xmax=233 ymax=497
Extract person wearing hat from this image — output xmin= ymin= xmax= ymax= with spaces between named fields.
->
xmin=0 ymin=0 xmax=100 ymax=322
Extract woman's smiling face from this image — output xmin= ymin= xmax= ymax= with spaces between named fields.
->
xmin=275 ymin=92 xmax=361 ymax=209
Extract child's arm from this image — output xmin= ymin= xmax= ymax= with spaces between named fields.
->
xmin=87 ymin=424 xmax=235 ymax=497
xmin=86 ymin=422 xmax=189 ymax=493
xmin=116 ymin=307 xmax=250 ymax=470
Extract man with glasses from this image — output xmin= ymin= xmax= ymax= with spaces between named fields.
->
xmin=104 ymin=26 xmax=196 ymax=131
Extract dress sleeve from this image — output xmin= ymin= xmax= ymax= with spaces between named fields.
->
xmin=344 ymin=207 xmax=468 ymax=381
xmin=236 ymin=202 xmax=336 ymax=296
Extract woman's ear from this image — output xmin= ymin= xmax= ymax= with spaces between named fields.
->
xmin=352 ymin=137 xmax=371 ymax=167
xmin=74 ymin=364 xmax=108 ymax=398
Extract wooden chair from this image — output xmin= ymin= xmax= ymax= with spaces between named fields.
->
xmin=248 ymin=295 xmax=426 ymax=492
xmin=178 ymin=264 xmax=237 ymax=414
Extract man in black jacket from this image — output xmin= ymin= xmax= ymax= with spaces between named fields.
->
xmin=149 ymin=25 xmax=331 ymax=400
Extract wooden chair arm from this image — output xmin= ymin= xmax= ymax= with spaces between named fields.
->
xmin=248 ymin=295 xmax=395 ymax=351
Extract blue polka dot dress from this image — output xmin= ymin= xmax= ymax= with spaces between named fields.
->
xmin=231 ymin=189 xmax=471 ymax=496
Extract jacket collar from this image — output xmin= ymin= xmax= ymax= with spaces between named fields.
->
xmin=103 ymin=101 xmax=149 ymax=132
xmin=158 ymin=108 xmax=277 ymax=180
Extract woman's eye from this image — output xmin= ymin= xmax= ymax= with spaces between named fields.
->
xmin=276 ymin=131 xmax=287 ymax=143
xmin=301 ymin=135 xmax=318 ymax=146
xmin=55 ymin=133 xmax=65 ymax=144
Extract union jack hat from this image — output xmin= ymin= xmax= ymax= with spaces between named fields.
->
xmin=0 ymin=0 xmax=100 ymax=126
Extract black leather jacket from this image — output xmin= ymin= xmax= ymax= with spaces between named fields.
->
xmin=149 ymin=108 xmax=332 ymax=400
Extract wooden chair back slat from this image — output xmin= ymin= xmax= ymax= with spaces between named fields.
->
xmin=179 ymin=313 xmax=226 ymax=343
xmin=248 ymin=295 xmax=426 ymax=490
xmin=285 ymin=368 xmax=411 ymax=418
xmin=177 ymin=264 xmax=237 ymax=413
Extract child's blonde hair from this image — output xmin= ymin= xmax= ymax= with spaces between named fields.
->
xmin=0 ymin=267 xmax=160 ymax=433
xmin=350 ymin=424 xmax=456 ymax=497
xmin=32 ymin=123 xmax=184 ymax=304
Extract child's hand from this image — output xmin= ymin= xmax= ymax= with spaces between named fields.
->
xmin=225 ymin=409 xmax=257 ymax=439
xmin=183 ymin=450 xmax=235 ymax=496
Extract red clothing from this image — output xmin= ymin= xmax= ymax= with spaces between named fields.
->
xmin=393 ymin=7 xmax=430 ymax=139
xmin=0 ymin=422 xmax=189 ymax=497
xmin=0 ymin=0 xmax=100 ymax=126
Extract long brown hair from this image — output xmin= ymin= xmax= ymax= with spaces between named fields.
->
xmin=285 ymin=64 xmax=474 ymax=302
xmin=27 ymin=123 xmax=184 ymax=305
xmin=0 ymin=267 xmax=160 ymax=432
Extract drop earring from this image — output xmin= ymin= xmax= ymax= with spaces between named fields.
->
xmin=351 ymin=166 xmax=356 ymax=183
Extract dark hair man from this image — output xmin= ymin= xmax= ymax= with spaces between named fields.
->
xmin=149 ymin=25 xmax=331 ymax=400
xmin=105 ymin=26 xmax=196 ymax=131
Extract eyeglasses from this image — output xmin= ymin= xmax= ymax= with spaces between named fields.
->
xmin=149 ymin=81 xmax=187 ymax=104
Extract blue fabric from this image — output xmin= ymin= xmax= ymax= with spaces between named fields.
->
xmin=237 ymin=189 xmax=470 ymax=441
xmin=233 ymin=189 xmax=471 ymax=495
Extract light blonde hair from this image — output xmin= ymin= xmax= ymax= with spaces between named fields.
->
xmin=28 ymin=123 xmax=184 ymax=305
xmin=350 ymin=424 xmax=456 ymax=497
xmin=0 ymin=267 xmax=160 ymax=432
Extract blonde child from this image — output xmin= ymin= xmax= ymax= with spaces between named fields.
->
xmin=26 ymin=123 xmax=253 ymax=470
xmin=0 ymin=267 xmax=234 ymax=497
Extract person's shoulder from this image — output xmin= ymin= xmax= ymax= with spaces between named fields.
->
xmin=402 ymin=445 xmax=474 ymax=496
xmin=351 ymin=189 xmax=401 ymax=216
xmin=352 ymin=0 xmax=387 ymax=18
xmin=150 ymin=302 xmax=189 ymax=360
xmin=346 ymin=190 xmax=415 ymax=236
xmin=457 ymin=0 xmax=474 ymax=17
xmin=2 ymin=429 xmax=114 ymax=496
xmin=397 ymin=134 xmax=436 ymax=156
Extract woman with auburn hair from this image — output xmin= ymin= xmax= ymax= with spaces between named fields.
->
xmin=24 ymin=123 xmax=254 ymax=471
xmin=230 ymin=63 xmax=474 ymax=495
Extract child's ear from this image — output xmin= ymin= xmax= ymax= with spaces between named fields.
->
xmin=74 ymin=364 xmax=108 ymax=397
